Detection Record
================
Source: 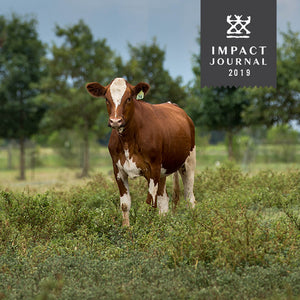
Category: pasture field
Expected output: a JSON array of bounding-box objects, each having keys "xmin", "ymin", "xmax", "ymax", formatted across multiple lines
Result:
[
  {"xmin": 0, "ymin": 164, "xmax": 300, "ymax": 299},
  {"xmin": 0, "ymin": 144, "xmax": 299, "ymax": 191}
]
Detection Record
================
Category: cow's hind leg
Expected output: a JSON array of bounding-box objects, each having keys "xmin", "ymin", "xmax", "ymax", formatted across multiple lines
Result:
[
  {"xmin": 179, "ymin": 146, "xmax": 196, "ymax": 208},
  {"xmin": 172, "ymin": 171, "xmax": 180, "ymax": 211},
  {"xmin": 157, "ymin": 176, "xmax": 169, "ymax": 215}
]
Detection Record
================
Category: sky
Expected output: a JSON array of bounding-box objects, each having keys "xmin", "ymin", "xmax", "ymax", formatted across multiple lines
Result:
[{"xmin": 1, "ymin": 0, "xmax": 300, "ymax": 85}]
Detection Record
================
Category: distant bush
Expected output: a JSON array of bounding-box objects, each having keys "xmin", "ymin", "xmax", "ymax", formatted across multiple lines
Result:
[
  {"xmin": 0, "ymin": 167, "xmax": 299, "ymax": 299},
  {"xmin": 264, "ymin": 125, "xmax": 300, "ymax": 162},
  {"xmin": 47, "ymin": 130, "xmax": 81, "ymax": 168},
  {"xmin": 267, "ymin": 124, "xmax": 299, "ymax": 144},
  {"xmin": 232, "ymin": 135, "xmax": 256, "ymax": 163}
]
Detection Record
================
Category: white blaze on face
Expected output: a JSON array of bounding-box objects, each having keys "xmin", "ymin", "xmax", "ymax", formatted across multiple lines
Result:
[{"xmin": 110, "ymin": 78, "xmax": 127, "ymax": 117}]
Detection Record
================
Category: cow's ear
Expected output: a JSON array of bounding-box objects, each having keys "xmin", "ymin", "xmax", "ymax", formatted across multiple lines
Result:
[
  {"xmin": 86, "ymin": 82, "xmax": 107, "ymax": 98},
  {"xmin": 134, "ymin": 82, "xmax": 150, "ymax": 100}
]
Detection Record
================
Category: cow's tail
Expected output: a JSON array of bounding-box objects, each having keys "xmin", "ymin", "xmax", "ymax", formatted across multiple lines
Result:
[{"xmin": 172, "ymin": 171, "xmax": 180, "ymax": 210}]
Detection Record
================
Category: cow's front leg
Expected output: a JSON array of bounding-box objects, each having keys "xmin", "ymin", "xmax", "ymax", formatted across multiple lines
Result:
[
  {"xmin": 145, "ymin": 167, "xmax": 160, "ymax": 208},
  {"xmin": 157, "ymin": 176, "xmax": 169, "ymax": 214},
  {"xmin": 114, "ymin": 165, "xmax": 131, "ymax": 226}
]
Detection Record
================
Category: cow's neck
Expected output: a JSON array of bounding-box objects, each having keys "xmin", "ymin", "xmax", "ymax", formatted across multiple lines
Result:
[
  {"xmin": 115, "ymin": 100, "xmax": 147, "ymax": 148},
  {"xmin": 116, "ymin": 112, "xmax": 139, "ymax": 145}
]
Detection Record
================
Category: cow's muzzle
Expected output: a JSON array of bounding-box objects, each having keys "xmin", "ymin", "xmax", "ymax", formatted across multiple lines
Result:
[{"xmin": 108, "ymin": 117, "xmax": 124, "ymax": 129}]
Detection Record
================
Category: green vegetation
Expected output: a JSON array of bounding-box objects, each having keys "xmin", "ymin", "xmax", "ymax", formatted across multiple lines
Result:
[
  {"xmin": 0, "ymin": 143, "xmax": 299, "ymax": 189},
  {"xmin": 1, "ymin": 15, "xmax": 300, "ymax": 179},
  {"xmin": 0, "ymin": 166, "xmax": 299, "ymax": 299},
  {"xmin": 0, "ymin": 13, "xmax": 299, "ymax": 299},
  {"xmin": 0, "ymin": 14, "xmax": 46, "ymax": 180}
]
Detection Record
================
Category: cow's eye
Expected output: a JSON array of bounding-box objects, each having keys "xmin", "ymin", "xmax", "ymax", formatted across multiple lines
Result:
[{"xmin": 126, "ymin": 98, "xmax": 131, "ymax": 103}]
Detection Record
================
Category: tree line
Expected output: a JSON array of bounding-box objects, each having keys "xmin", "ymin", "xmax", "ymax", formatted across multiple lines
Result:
[{"xmin": 0, "ymin": 14, "xmax": 299, "ymax": 179}]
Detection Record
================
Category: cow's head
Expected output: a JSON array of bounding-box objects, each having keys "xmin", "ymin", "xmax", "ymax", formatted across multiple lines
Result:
[{"xmin": 86, "ymin": 78, "xmax": 150, "ymax": 131}]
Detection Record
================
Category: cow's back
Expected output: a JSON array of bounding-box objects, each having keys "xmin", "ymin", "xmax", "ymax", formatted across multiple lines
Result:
[{"xmin": 134, "ymin": 101, "xmax": 195, "ymax": 174}]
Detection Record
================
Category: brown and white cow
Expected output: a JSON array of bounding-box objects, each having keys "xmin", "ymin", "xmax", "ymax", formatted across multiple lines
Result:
[{"xmin": 86, "ymin": 78, "xmax": 196, "ymax": 226}]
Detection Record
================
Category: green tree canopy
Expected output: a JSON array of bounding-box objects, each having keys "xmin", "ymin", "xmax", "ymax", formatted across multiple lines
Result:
[
  {"xmin": 244, "ymin": 27, "xmax": 300, "ymax": 126},
  {"xmin": 120, "ymin": 38, "xmax": 187, "ymax": 106},
  {"xmin": 188, "ymin": 86, "xmax": 249, "ymax": 159},
  {"xmin": 0, "ymin": 14, "xmax": 46, "ymax": 179},
  {"xmin": 186, "ymin": 29, "xmax": 200, "ymax": 119},
  {"xmin": 186, "ymin": 30, "xmax": 249, "ymax": 159},
  {"xmin": 40, "ymin": 20, "xmax": 116, "ymax": 177}
]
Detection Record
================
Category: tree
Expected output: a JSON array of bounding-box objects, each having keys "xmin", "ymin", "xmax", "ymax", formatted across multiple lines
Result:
[
  {"xmin": 121, "ymin": 38, "xmax": 187, "ymax": 106},
  {"xmin": 186, "ymin": 30, "xmax": 250, "ymax": 160},
  {"xmin": 186, "ymin": 29, "xmax": 201, "ymax": 123},
  {"xmin": 243, "ymin": 27, "xmax": 300, "ymax": 126},
  {"xmin": 0, "ymin": 14, "xmax": 46, "ymax": 180},
  {"xmin": 190, "ymin": 29, "xmax": 200, "ymax": 98},
  {"xmin": 41, "ymin": 20, "xmax": 115, "ymax": 177},
  {"xmin": 188, "ymin": 87, "xmax": 249, "ymax": 160}
]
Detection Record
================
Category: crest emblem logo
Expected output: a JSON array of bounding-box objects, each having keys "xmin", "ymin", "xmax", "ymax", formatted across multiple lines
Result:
[{"xmin": 227, "ymin": 15, "xmax": 251, "ymax": 38}]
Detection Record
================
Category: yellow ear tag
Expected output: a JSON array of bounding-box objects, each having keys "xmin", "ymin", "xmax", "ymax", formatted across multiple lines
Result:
[{"xmin": 136, "ymin": 90, "xmax": 144, "ymax": 100}]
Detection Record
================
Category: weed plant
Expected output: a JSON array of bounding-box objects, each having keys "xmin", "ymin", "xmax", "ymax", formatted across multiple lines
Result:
[{"xmin": 0, "ymin": 167, "xmax": 299, "ymax": 299}]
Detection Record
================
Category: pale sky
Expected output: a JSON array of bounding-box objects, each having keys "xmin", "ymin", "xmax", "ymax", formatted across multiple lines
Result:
[{"xmin": 1, "ymin": 0, "xmax": 299, "ymax": 84}]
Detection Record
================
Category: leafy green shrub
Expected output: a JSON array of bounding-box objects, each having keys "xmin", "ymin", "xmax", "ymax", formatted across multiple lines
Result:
[
  {"xmin": 0, "ymin": 253, "xmax": 299, "ymax": 299},
  {"xmin": 0, "ymin": 167, "xmax": 299, "ymax": 299}
]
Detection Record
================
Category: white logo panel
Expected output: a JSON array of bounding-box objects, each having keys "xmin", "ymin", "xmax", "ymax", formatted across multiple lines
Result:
[{"xmin": 227, "ymin": 15, "xmax": 251, "ymax": 39}]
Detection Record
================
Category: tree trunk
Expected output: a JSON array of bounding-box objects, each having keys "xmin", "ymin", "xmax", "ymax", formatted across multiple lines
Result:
[
  {"xmin": 19, "ymin": 137, "xmax": 26, "ymax": 180},
  {"xmin": 227, "ymin": 131, "xmax": 234, "ymax": 161},
  {"xmin": 80, "ymin": 124, "xmax": 90, "ymax": 178},
  {"xmin": 7, "ymin": 140, "xmax": 13, "ymax": 170},
  {"xmin": 19, "ymin": 91, "xmax": 26, "ymax": 180}
]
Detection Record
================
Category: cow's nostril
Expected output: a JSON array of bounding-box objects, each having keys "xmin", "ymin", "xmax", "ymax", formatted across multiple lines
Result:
[{"xmin": 109, "ymin": 118, "xmax": 123, "ymax": 128}]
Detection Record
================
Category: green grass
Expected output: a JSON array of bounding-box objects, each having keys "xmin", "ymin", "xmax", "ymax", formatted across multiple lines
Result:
[
  {"xmin": 0, "ymin": 144, "xmax": 299, "ymax": 192},
  {"xmin": 0, "ymin": 167, "xmax": 300, "ymax": 299},
  {"xmin": 0, "ymin": 146, "xmax": 112, "ymax": 170}
]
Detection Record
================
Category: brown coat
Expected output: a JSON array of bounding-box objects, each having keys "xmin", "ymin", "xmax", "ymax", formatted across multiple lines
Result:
[{"xmin": 86, "ymin": 78, "xmax": 196, "ymax": 226}]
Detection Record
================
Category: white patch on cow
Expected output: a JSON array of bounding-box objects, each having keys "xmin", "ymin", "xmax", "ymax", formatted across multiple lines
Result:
[
  {"xmin": 157, "ymin": 189, "xmax": 169, "ymax": 215},
  {"xmin": 124, "ymin": 149, "xmax": 130, "ymax": 159},
  {"xmin": 160, "ymin": 166, "xmax": 167, "ymax": 177},
  {"xmin": 120, "ymin": 192, "xmax": 131, "ymax": 226},
  {"xmin": 120, "ymin": 192, "xmax": 131, "ymax": 211},
  {"xmin": 180, "ymin": 146, "xmax": 196, "ymax": 208},
  {"xmin": 110, "ymin": 78, "xmax": 127, "ymax": 117},
  {"xmin": 116, "ymin": 150, "xmax": 141, "ymax": 179},
  {"xmin": 117, "ymin": 169, "xmax": 129, "ymax": 191},
  {"xmin": 149, "ymin": 178, "xmax": 158, "ymax": 206},
  {"xmin": 185, "ymin": 146, "xmax": 196, "ymax": 170}
]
